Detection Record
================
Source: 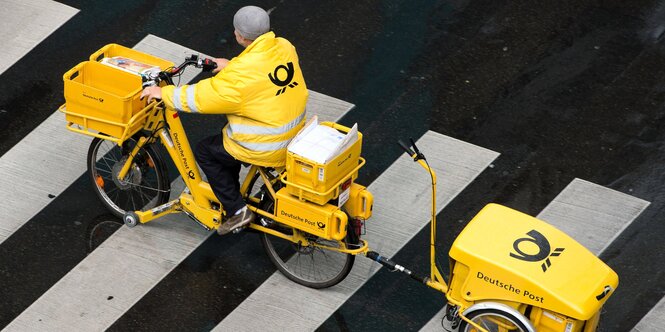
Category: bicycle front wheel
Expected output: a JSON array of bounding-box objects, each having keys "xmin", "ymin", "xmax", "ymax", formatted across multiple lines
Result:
[
  {"xmin": 459, "ymin": 308, "xmax": 531, "ymax": 332},
  {"xmin": 261, "ymin": 229, "xmax": 355, "ymax": 289},
  {"xmin": 87, "ymin": 136, "xmax": 170, "ymax": 218}
]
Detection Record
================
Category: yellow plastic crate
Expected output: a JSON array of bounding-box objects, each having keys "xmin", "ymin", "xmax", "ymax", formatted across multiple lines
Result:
[
  {"xmin": 63, "ymin": 61, "xmax": 146, "ymax": 139},
  {"xmin": 89, "ymin": 43, "xmax": 174, "ymax": 69},
  {"xmin": 61, "ymin": 44, "xmax": 175, "ymax": 142},
  {"xmin": 282, "ymin": 122, "xmax": 365, "ymax": 205}
]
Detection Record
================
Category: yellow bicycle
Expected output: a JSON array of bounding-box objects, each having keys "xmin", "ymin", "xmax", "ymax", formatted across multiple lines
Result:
[{"xmin": 61, "ymin": 44, "xmax": 373, "ymax": 288}]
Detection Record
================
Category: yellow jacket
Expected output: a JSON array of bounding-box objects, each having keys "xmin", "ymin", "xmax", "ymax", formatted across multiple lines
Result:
[{"xmin": 161, "ymin": 32, "xmax": 308, "ymax": 167}]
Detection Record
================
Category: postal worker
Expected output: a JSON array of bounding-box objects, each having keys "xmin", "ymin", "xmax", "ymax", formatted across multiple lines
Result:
[{"xmin": 140, "ymin": 5, "xmax": 308, "ymax": 234}]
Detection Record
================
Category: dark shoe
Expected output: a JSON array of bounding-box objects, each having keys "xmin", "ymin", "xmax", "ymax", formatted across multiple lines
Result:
[{"xmin": 217, "ymin": 206, "xmax": 255, "ymax": 235}]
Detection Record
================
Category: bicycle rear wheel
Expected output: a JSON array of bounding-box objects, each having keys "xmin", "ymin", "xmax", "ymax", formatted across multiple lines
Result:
[
  {"xmin": 87, "ymin": 135, "xmax": 170, "ymax": 218},
  {"xmin": 261, "ymin": 230, "xmax": 355, "ymax": 289},
  {"xmin": 247, "ymin": 170, "xmax": 355, "ymax": 288}
]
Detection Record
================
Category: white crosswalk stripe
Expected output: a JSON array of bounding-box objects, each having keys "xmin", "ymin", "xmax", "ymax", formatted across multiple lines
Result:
[
  {"xmin": 633, "ymin": 297, "xmax": 665, "ymax": 331},
  {"xmin": 0, "ymin": 0, "xmax": 78, "ymax": 75},
  {"xmin": 419, "ymin": 178, "xmax": 649, "ymax": 331},
  {"xmin": 0, "ymin": 111, "xmax": 89, "ymax": 243}
]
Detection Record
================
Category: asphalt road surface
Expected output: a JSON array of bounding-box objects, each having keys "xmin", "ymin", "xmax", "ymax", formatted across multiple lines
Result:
[{"xmin": 1, "ymin": 0, "xmax": 665, "ymax": 331}]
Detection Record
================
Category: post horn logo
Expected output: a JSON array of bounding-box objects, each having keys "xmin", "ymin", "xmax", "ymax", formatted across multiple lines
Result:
[
  {"xmin": 510, "ymin": 229, "xmax": 565, "ymax": 272},
  {"xmin": 268, "ymin": 62, "xmax": 299, "ymax": 96}
]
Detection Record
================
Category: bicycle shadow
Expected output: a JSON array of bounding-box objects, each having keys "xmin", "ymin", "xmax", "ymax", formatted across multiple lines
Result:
[{"xmin": 84, "ymin": 213, "xmax": 123, "ymax": 254}]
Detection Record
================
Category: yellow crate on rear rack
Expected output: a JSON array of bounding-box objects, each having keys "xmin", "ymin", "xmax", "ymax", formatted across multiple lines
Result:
[
  {"xmin": 282, "ymin": 122, "xmax": 365, "ymax": 205},
  {"xmin": 60, "ymin": 44, "xmax": 174, "ymax": 143}
]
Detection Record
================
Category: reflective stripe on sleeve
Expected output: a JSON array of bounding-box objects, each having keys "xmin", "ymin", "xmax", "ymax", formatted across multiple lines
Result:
[
  {"xmin": 173, "ymin": 87, "xmax": 185, "ymax": 112},
  {"xmin": 186, "ymin": 85, "xmax": 199, "ymax": 113},
  {"xmin": 226, "ymin": 112, "xmax": 305, "ymax": 136}
]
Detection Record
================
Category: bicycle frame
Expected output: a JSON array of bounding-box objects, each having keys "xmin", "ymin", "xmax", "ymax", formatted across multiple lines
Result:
[
  {"xmin": 115, "ymin": 104, "xmax": 218, "ymax": 227},
  {"xmin": 116, "ymin": 101, "xmax": 369, "ymax": 255}
]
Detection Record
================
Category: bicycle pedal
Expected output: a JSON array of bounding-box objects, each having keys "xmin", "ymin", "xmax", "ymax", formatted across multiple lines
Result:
[{"xmin": 259, "ymin": 217, "xmax": 275, "ymax": 228}]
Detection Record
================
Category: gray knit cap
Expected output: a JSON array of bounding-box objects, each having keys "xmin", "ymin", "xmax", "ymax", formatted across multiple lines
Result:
[{"xmin": 233, "ymin": 6, "xmax": 270, "ymax": 40}]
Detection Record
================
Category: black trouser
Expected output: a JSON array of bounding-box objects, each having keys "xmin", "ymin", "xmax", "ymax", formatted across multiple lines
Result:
[{"xmin": 194, "ymin": 134, "xmax": 245, "ymax": 216}]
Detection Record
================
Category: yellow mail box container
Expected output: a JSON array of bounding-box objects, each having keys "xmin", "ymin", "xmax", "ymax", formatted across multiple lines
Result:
[
  {"xmin": 275, "ymin": 188, "xmax": 348, "ymax": 240},
  {"xmin": 62, "ymin": 44, "xmax": 174, "ymax": 141},
  {"xmin": 284, "ymin": 122, "xmax": 364, "ymax": 205},
  {"xmin": 63, "ymin": 61, "xmax": 145, "ymax": 139},
  {"xmin": 89, "ymin": 43, "xmax": 174, "ymax": 69}
]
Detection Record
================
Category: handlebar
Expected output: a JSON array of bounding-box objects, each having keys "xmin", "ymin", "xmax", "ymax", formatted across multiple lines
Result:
[
  {"xmin": 398, "ymin": 138, "xmax": 425, "ymax": 161},
  {"xmin": 141, "ymin": 54, "xmax": 218, "ymax": 88}
]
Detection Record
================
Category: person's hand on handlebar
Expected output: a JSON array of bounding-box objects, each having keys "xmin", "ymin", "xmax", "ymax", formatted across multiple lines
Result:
[
  {"xmin": 140, "ymin": 86, "xmax": 162, "ymax": 103},
  {"xmin": 212, "ymin": 58, "xmax": 230, "ymax": 74}
]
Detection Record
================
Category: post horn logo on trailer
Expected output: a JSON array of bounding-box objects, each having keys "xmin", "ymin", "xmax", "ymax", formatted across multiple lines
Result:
[
  {"xmin": 268, "ymin": 62, "xmax": 299, "ymax": 96},
  {"xmin": 510, "ymin": 229, "xmax": 565, "ymax": 272}
]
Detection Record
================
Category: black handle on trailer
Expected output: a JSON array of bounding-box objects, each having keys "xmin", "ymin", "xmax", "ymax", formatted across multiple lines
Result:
[
  {"xmin": 366, "ymin": 251, "xmax": 429, "ymax": 285},
  {"xmin": 398, "ymin": 140, "xmax": 416, "ymax": 157},
  {"xmin": 398, "ymin": 138, "xmax": 426, "ymax": 161}
]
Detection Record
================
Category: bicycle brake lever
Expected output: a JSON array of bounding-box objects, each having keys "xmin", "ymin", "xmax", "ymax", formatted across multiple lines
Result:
[
  {"xmin": 199, "ymin": 58, "xmax": 218, "ymax": 72},
  {"xmin": 185, "ymin": 54, "xmax": 199, "ymax": 62}
]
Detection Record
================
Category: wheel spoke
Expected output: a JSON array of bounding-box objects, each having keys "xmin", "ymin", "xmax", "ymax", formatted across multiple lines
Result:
[
  {"xmin": 138, "ymin": 186, "xmax": 152, "ymax": 204},
  {"xmin": 129, "ymin": 189, "xmax": 137, "ymax": 210},
  {"xmin": 95, "ymin": 168, "xmax": 113, "ymax": 175},
  {"xmin": 263, "ymin": 231, "xmax": 353, "ymax": 288},
  {"xmin": 99, "ymin": 156, "xmax": 114, "ymax": 173},
  {"xmin": 464, "ymin": 310, "xmax": 527, "ymax": 332},
  {"xmin": 106, "ymin": 186, "xmax": 119, "ymax": 196}
]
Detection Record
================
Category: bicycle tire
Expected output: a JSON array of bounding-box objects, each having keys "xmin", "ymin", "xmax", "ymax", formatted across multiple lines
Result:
[
  {"xmin": 261, "ymin": 229, "xmax": 355, "ymax": 289},
  {"xmin": 459, "ymin": 308, "xmax": 530, "ymax": 332},
  {"xmin": 249, "ymin": 171, "xmax": 355, "ymax": 289},
  {"xmin": 87, "ymin": 135, "xmax": 170, "ymax": 218}
]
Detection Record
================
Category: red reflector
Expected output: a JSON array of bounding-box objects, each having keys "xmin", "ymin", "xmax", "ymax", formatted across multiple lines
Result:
[{"xmin": 172, "ymin": 112, "xmax": 179, "ymax": 118}]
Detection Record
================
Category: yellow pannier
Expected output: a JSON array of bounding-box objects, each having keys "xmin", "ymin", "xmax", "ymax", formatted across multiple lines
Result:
[{"xmin": 274, "ymin": 188, "xmax": 348, "ymax": 241}]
